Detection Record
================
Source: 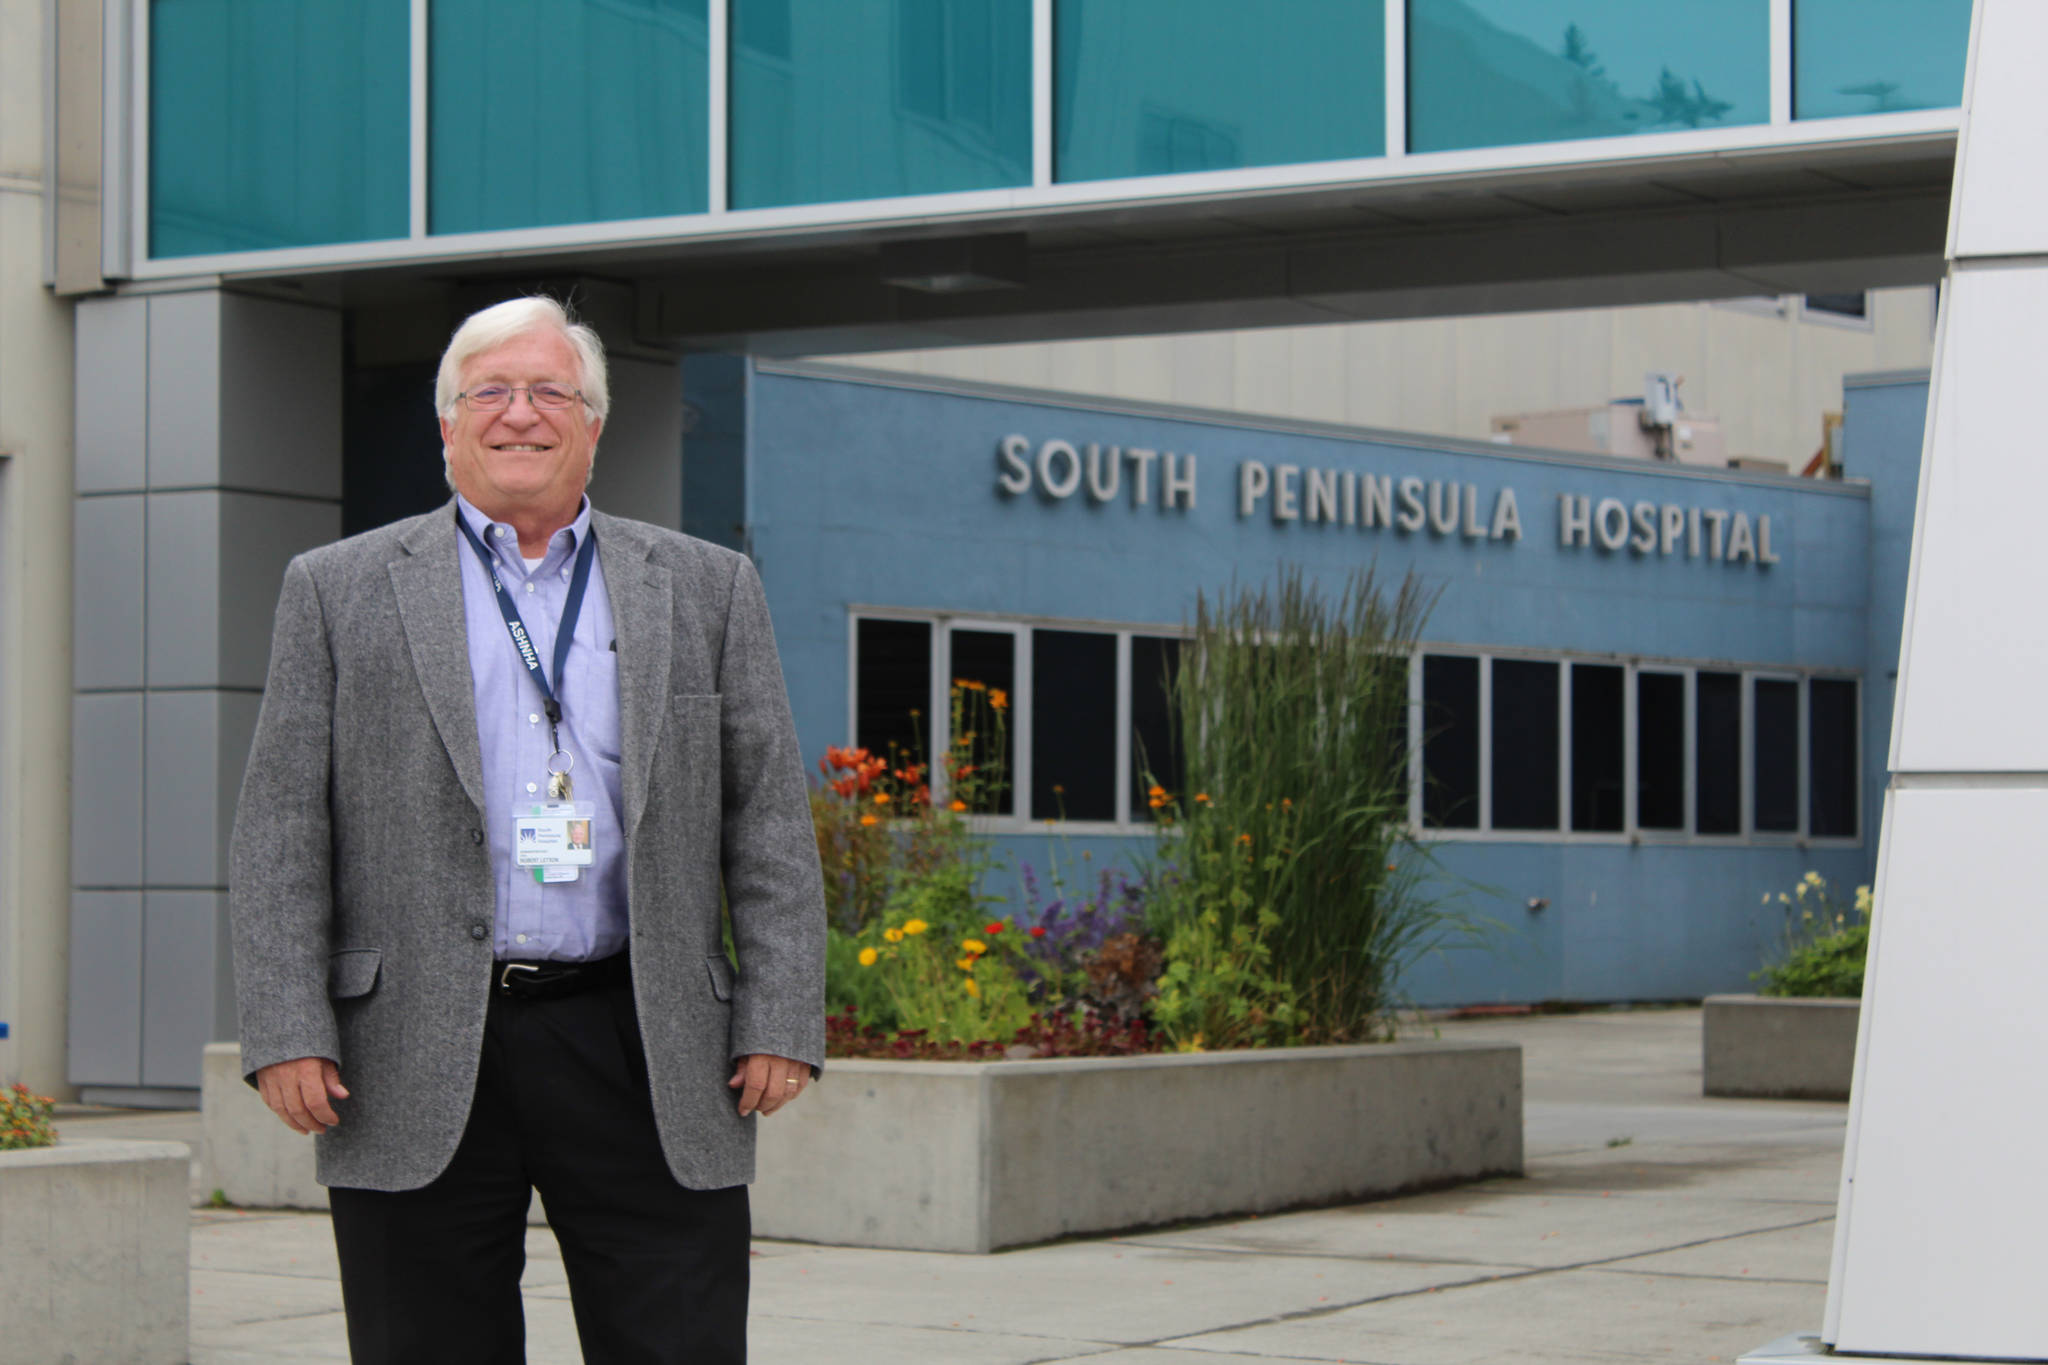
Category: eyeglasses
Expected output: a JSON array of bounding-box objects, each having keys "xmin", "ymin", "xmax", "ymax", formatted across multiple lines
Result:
[{"xmin": 457, "ymin": 383, "xmax": 584, "ymax": 412}]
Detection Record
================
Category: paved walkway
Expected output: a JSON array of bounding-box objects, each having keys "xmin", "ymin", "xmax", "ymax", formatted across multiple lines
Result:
[{"xmin": 60, "ymin": 1008, "xmax": 1845, "ymax": 1364}]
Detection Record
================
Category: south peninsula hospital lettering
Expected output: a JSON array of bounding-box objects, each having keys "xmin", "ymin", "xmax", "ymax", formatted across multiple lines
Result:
[{"xmin": 995, "ymin": 434, "xmax": 1782, "ymax": 567}]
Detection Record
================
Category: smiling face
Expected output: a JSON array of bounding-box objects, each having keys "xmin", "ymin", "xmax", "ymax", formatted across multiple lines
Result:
[{"xmin": 439, "ymin": 327, "xmax": 603, "ymax": 528}]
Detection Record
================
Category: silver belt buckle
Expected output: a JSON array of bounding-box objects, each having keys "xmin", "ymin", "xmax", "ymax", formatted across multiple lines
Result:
[{"xmin": 499, "ymin": 962, "xmax": 541, "ymax": 991}]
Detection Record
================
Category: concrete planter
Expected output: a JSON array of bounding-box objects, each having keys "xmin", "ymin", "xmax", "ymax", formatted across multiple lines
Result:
[
  {"xmin": 0, "ymin": 1138, "xmax": 190, "ymax": 1364},
  {"xmin": 1703, "ymin": 994, "xmax": 1860, "ymax": 1100},
  {"xmin": 753, "ymin": 1039, "xmax": 1523, "ymax": 1253}
]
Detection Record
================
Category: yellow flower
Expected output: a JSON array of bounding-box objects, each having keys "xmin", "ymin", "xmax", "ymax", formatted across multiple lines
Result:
[
  {"xmin": 859, "ymin": 814, "xmax": 878, "ymax": 827},
  {"xmin": 963, "ymin": 978, "xmax": 980, "ymax": 998},
  {"xmin": 1803, "ymin": 870, "xmax": 1824, "ymax": 887},
  {"xmin": 857, "ymin": 947, "xmax": 879, "ymax": 967},
  {"xmin": 961, "ymin": 939, "xmax": 986, "ymax": 956},
  {"xmin": 956, "ymin": 957, "xmax": 977, "ymax": 972},
  {"xmin": 902, "ymin": 919, "xmax": 929, "ymax": 936},
  {"xmin": 883, "ymin": 927, "xmax": 904, "ymax": 943}
]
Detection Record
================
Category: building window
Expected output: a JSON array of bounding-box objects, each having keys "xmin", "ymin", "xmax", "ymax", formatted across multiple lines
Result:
[
  {"xmin": 1491, "ymin": 660, "xmax": 1560, "ymax": 831},
  {"xmin": 1031, "ymin": 630, "xmax": 1117, "ymax": 821},
  {"xmin": 1415, "ymin": 651, "xmax": 1858, "ymax": 843},
  {"xmin": 1636, "ymin": 670, "xmax": 1686, "ymax": 830},
  {"xmin": 1421, "ymin": 654, "xmax": 1480, "ymax": 830},
  {"xmin": 851, "ymin": 612, "xmax": 1185, "ymax": 829},
  {"xmin": 1571, "ymin": 663, "xmax": 1625, "ymax": 833},
  {"xmin": 1804, "ymin": 292, "xmax": 1869, "ymax": 320}
]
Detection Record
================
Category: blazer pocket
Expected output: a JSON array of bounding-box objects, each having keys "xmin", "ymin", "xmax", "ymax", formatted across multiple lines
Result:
[
  {"xmin": 328, "ymin": 948, "xmax": 382, "ymax": 1001},
  {"xmin": 705, "ymin": 953, "xmax": 735, "ymax": 1002}
]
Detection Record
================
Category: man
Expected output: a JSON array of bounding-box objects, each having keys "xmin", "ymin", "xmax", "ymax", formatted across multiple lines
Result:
[{"xmin": 228, "ymin": 295, "xmax": 825, "ymax": 1364}]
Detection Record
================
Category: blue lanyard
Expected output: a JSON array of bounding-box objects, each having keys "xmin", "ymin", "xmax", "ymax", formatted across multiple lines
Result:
[{"xmin": 454, "ymin": 509, "xmax": 597, "ymax": 733}]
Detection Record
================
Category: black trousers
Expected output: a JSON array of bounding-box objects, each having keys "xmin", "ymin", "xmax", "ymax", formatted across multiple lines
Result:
[{"xmin": 328, "ymin": 979, "xmax": 749, "ymax": 1364}]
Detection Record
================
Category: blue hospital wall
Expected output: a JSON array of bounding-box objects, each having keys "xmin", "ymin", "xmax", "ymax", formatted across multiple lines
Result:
[
  {"xmin": 1839, "ymin": 371, "xmax": 1931, "ymax": 887},
  {"xmin": 732, "ymin": 363, "xmax": 1876, "ymax": 1005}
]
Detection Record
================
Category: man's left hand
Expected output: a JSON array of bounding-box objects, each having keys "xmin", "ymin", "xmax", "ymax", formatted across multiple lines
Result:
[{"xmin": 729, "ymin": 1053, "xmax": 811, "ymax": 1117}]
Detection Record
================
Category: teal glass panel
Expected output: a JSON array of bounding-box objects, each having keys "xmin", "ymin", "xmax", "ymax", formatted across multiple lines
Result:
[
  {"xmin": 432, "ymin": 0, "xmax": 709, "ymax": 234},
  {"xmin": 730, "ymin": 0, "xmax": 1031, "ymax": 210},
  {"xmin": 1055, "ymin": 0, "xmax": 1384, "ymax": 182},
  {"xmin": 1409, "ymin": 0, "xmax": 1769, "ymax": 153},
  {"xmin": 149, "ymin": 0, "xmax": 408, "ymax": 257},
  {"xmin": 1794, "ymin": 0, "xmax": 1970, "ymax": 119}
]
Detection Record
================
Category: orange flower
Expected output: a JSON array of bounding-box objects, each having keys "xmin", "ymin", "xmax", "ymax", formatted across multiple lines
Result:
[
  {"xmin": 873, "ymin": 791, "xmax": 891, "ymax": 805},
  {"xmin": 988, "ymin": 688, "xmax": 1008, "ymax": 710},
  {"xmin": 1194, "ymin": 792, "xmax": 1211, "ymax": 804},
  {"xmin": 1237, "ymin": 832, "xmax": 1252, "ymax": 845},
  {"xmin": 949, "ymin": 799, "xmax": 968, "ymax": 813},
  {"xmin": 859, "ymin": 814, "xmax": 878, "ymax": 827}
]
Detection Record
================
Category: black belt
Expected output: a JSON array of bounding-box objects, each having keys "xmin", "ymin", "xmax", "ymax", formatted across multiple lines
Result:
[{"xmin": 492, "ymin": 952, "xmax": 629, "ymax": 1002}]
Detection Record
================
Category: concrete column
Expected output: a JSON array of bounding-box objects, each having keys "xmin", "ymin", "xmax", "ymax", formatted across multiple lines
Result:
[{"xmin": 70, "ymin": 288, "xmax": 342, "ymax": 1105}]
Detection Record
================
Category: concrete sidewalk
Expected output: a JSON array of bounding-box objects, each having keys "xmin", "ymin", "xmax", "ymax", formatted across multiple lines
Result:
[{"xmin": 60, "ymin": 1007, "xmax": 1845, "ymax": 1364}]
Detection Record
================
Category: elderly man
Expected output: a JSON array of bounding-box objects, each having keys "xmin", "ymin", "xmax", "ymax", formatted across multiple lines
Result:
[{"xmin": 229, "ymin": 295, "xmax": 825, "ymax": 1363}]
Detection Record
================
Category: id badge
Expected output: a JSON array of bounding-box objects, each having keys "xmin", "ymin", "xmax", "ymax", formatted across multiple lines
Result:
[{"xmin": 513, "ymin": 801, "xmax": 597, "ymax": 883}]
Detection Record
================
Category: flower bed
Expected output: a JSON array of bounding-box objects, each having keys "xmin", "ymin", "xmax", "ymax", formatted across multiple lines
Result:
[{"xmin": 755, "ymin": 1039, "xmax": 1522, "ymax": 1252}]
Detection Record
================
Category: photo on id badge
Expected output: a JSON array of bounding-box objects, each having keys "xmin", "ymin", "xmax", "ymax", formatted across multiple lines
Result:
[{"xmin": 515, "ymin": 802, "xmax": 597, "ymax": 883}]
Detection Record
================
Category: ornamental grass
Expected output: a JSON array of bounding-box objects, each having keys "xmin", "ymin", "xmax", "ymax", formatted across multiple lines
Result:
[{"xmin": 1145, "ymin": 565, "xmax": 1474, "ymax": 1045}]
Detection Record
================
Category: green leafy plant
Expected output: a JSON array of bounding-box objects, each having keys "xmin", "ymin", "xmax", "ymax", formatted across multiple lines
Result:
[
  {"xmin": 1, "ymin": 1082, "xmax": 58, "ymax": 1150},
  {"xmin": 1145, "ymin": 566, "xmax": 1478, "ymax": 1044},
  {"xmin": 1753, "ymin": 872, "xmax": 1871, "ymax": 999},
  {"xmin": 850, "ymin": 903, "xmax": 1035, "ymax": 1043}
]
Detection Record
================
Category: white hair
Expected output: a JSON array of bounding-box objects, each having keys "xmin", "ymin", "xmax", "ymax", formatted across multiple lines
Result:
[{"xmin": 434, "ymin": 296, "xmax": 610, "ymax": 422}]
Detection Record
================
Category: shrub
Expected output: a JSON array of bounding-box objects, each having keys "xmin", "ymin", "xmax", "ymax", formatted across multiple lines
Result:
[
  {"xmin": 1754, "ymin": 873, "xmax": 1870, "ymax": 998},
  {"xmin": 1, "ymin": 1083, "xmax": 57, "ymax": 1150},
  {"xmin": 1145, "ymin": 566, "xmax": 1471, "ymax": 1043}
]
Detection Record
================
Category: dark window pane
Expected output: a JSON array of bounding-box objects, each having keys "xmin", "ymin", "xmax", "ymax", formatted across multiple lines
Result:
[
  {"xmin": 1636, "ymin": 671, "xmax": 1685, "ymax": 830},
  {"xmin": 1806, "ymin": 292, "xmax": 1868, "ymax": 318},
  {"xmin": 1754, "ymin": 679, "xmax": 1800, "ymax": 833},
  {"xmin": 855, "ymin": 619, "xmax": 930, "ymax": 767},
  {"xmin": 1031, "ymin": 631, "xmax": 1117, "ymax": 821},
  {"xmin": 948, "ymin": 629, "xmax": 1015, "ymax": 815},
  {"xmin": 1809, "ymin": 678, "xmax": 1859, "ymax": 839},
  {"xmin": 1409, "ymin": 0, "xmax": 1769, "ymax": 154},
  {"xmin": 1571, "ymin": 664, "xmax": 1624, "ymax": 832},
  {"xmin": 1422, "ymin": 655, "xmax": 1479, "ymax": 829},
  {"xmin": 1697, "ymin": 671, "xmax": 1741, "ymax": 834},
  {"xmin": 1492, "ymin": 660, "xmax": 1560, "ymax": 830},
  {"xmin": 1130, "ymin": 635, "xmax": 1183, "ymax": 822},
  {"xmin": 1794, "ymin": 0, "xmax": 1971, "ymax": 119}
]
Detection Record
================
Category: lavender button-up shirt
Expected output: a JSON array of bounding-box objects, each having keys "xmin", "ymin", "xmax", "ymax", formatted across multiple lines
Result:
[{"xmin": 456, "ymin": 495, "xmax": 628, "ymax": 962}]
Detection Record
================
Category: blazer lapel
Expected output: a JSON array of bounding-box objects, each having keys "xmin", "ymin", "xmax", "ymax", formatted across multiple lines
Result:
[
  {"xmin": 388, "ymin": 505, "xmax": 486, "ymax": 812},
  {"xmin": 594, "ymin": 512, "xmax": 673, "ymax": 838}
]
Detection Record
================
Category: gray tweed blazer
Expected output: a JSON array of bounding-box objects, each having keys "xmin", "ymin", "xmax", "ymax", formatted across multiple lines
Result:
[{"xmin": 227, "ymin": 504, "xmax": 826, "ymax": 1192}]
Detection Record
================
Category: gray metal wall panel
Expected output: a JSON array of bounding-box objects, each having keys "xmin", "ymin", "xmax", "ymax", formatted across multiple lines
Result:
[
  {"xmin": 74, "ymin": 297, "xmax": 148, "ymax": 493},
  {"xmin": 145, "ymin": 291, "xmax": 223, "ymax": 489},
  {"xmin": 67, "ymin": 892, "xmax": 143, "ymax": 1085},
  {"xmin": 73, "ymin": 494, "xmax": 146, "ymax": 689},
  {"xmin": 144, "ymin": 690, "xmax": 225, "ymax": 887},
  {"xmin": 219, "ymin": 295, "xmax": 344, "ymax": 499},
  {"xmin": 142, "ymin": 891, "xmax": 222, "ymax": 1087},
  {"xmin": 143, "ymin": 491, "xmax": 220, "ymax": 687},
  {"xmin": 71, "ymin": 692, "xmax": 144, "ymax": 886},
  {"xmin": 217, "ymin": 493, "xmax": 341, "ymax": 689}
]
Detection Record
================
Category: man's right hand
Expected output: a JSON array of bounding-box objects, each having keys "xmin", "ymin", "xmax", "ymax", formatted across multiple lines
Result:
[{"xmin": 255, "ymin": 1057, "xmax": 350, "ymax": 1135}]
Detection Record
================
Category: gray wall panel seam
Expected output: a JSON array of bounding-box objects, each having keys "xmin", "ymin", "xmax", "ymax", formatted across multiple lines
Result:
[{"xmin": 139, "ymin": 485, "xmax": 343, "ymax": 504}]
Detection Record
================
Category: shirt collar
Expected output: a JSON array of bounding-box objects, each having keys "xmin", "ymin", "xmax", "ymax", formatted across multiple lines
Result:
[{"xmin": 454, "ymin": 494, "xmax": 592, "ymax": 575}]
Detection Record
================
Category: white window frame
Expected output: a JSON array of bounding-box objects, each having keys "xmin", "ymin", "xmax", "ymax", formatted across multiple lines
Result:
[
  {"xmin": 848, "ymin": 607, "xmax": 1187, "ymax": 836},
  {"xmin": 1414, "ymin": 644, "xmax": 1862, "ymax": 849}
]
